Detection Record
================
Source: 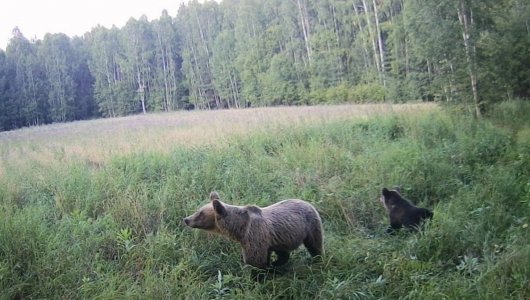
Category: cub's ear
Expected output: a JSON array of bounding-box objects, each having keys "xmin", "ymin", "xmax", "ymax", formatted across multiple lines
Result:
[
  {"xmin": 210, "ymin": 192, "xmax": 220, "ymax": 201},
  {"xmin": 382, "ymin": 188, "xmax": 391, "ymax": 198},
  {"xmin": 212, "ymin": 199, "xmax": 226, "ymax": 216},
  {"xmin": 393, "ymin": 186, "xmax": 402, "ymax": 194}
]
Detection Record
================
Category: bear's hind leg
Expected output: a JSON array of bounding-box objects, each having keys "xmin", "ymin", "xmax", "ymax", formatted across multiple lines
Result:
[
  {"xmin": 272, "ymin": 251, "xmax": 290, "ymax": 267},
  {"xmin": 303, "ymin": 231, "xmax": 323, "ymax": 257}
]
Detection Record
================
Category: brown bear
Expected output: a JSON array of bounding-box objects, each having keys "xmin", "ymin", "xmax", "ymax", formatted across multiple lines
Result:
[
  {"xmin": 183, "ymin": 192, "xmax": 324, "ymax": 270},
  {"xmin": 380, "ymin": 187, "xmax": 433, "ymax": 233}
]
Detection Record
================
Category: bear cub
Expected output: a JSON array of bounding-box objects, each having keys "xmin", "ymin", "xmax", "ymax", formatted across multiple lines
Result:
[
  {"xmin": 380, "ymin": 187, "xmax": 433, "ymax": 233},
  {"xmin": 183, "ymin": 192, "xmax": 324, "ymax": 270}
]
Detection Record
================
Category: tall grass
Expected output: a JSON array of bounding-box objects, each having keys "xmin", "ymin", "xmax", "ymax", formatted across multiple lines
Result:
[
  {"xmin": 0, "ymin": 103, "xmax": 435, "ymax": 178},
  {"xmin": 0, "ymin": 102, "xmax": 528, "ymax": 299}
]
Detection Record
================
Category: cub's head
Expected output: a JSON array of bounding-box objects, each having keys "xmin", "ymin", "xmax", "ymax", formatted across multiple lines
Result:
[{"xmin": 380, "ymin": 187, "xmax": 404, "ymax": 211}]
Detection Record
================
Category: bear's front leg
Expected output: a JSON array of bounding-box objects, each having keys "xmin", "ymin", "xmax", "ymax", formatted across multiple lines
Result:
[
  {"xmin": 242, "ymin": 247, "xmax": 269, "ymax": 269},
  {"xmin": 242, "ymin": 247, "xmax": 270, "ymax": 282}
]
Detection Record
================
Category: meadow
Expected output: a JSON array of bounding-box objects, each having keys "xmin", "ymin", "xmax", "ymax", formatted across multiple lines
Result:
[{"xmin": 0, "ymin": 102, "xmax": 528, "ymax": 299}]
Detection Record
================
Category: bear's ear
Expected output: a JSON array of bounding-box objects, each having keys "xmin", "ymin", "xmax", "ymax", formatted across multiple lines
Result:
[
  {"xmin": 212, "ymin": 199, "xmax": 226, "ymax": 217},
  {"xmin": 382, "ymin": 188, "xmax": 391, "ymax": 198},
  {"xmin": 210, "ymin": 192, "xmax": 220, "ymax": 201},
  {"xmin": 246, "ymin": 205, "xmax": 262, "ymax": 215},
  {"xmin": 393, "ymin": 186, "xmax": 402, "ymax": 194}
]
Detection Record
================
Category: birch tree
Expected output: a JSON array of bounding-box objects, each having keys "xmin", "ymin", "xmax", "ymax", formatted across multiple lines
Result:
[{"xmin": 40, "ymin": 33, "xmax": 76, "ymax": 122}]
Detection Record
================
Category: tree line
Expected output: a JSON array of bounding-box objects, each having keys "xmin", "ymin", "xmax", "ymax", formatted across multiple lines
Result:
[{"xmin": 0, "ymin": 0, "xmax": 528, "ymax": 131}]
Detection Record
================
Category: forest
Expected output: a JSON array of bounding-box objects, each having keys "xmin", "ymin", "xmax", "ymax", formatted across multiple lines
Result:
[{"xmin": 0, "ymin": 0, "xmax": 528, "ymax": 132}]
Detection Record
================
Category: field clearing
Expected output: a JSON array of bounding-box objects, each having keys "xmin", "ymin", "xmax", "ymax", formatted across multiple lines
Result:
[
  {"xmin": 0, "ymin": 103, "xmax": 436, "ymax": 174},
  {"xmin": 0, "ymin": 101, "xmax": 528, "ymax": 299}
]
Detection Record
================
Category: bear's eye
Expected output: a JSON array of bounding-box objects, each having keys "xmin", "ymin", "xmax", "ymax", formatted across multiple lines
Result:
[{"xmin": 198, "ymin": 212, "xmax": 204, "ymax": 217}]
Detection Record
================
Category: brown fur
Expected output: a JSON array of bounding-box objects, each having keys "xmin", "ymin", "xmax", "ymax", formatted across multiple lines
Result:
[
  {"xmin": 380, "ymin": 187, "xmax": 433, "ymax": 233},
  {"xmin": 183, "ymin": 192, "xmax": 324, "ymax": 269}
]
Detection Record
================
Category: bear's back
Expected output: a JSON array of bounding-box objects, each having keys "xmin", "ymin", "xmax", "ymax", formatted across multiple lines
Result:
[
  {"xmin": 259, "ymin": 200, "xmax": 320, "ymax": 246},
  {"xmin": 262, "ymin": 199, "xmax": 319, "ymax": 221}
]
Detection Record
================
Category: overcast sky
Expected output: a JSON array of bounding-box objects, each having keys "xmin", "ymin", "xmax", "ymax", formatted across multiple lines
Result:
[{"xmin": 0, "ymin": 0, "xmax": 191, "ymax": 50}]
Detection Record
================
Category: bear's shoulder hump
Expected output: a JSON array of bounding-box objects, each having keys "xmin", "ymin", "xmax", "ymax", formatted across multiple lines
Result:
[{"xmin": 245, "ymin": 205, "xmax": 262, "ymax": 215}]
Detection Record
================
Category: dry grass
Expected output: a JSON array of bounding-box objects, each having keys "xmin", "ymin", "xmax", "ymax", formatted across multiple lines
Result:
[{"xmin": 0, "ymin": 103, "xmax": 437, "ymax": 175}]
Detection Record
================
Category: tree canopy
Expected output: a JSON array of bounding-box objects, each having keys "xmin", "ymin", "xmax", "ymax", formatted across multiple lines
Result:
[{"xmin": 0, "ymin": 0, "xmax": 528, "ymax": 131}]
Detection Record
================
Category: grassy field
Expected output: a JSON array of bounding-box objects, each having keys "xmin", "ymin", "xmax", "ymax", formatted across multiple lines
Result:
[
  {"xmin": 0, "ymin": 103, "xmax": 434, "ymax": 177},
  {"xmin": 0, "ymin": 102, "xmax": 528, "ymax": 299}
]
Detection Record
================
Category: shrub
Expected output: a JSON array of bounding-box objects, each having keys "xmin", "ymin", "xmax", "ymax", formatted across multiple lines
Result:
[{"xmin": 349, "ymin": 83, "xmax": 386, "ymax": 103}]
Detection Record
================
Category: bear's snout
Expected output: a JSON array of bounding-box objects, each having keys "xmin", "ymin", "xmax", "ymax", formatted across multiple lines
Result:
[{"xmin": 183, "ymin": 217, "xmax": 190, "ymax": 226}]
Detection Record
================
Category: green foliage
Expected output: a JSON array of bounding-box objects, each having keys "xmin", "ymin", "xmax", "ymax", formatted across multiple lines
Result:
[
  {"xmin": 349, "ymin": 82, "xmax": 386, "ymax": 103},
  {"xmin": 308, "ymin": 82, "xmax": 387, "ymax": 104},
  {"xmin": 486, "ymin": 100, "xmax": 530, "ymax": 131},
  {"xmin": 0, "ymin": 104, "xmax": 529, "ymax": 298},
  {"xmin": 40, "ymin": 33, "xmax": 77, "ymax": 122},
  {"xmin": 2, "ymin": 0, "xmax": 528, "ymax": 131}
]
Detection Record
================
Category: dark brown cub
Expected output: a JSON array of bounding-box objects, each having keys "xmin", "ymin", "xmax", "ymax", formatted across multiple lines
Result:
[{"xmin": 380, "ymin": 187, "xmax": 433, "ymax": 233}]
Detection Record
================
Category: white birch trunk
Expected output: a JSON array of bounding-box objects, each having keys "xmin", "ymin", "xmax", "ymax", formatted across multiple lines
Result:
[{"xmin": 457, "ymin": 0, "xmax": 481, "ymax": 118}]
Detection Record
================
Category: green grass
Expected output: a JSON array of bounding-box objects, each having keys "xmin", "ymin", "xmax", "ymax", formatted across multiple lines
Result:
[{"xmin": 0, "ymin": 102, "xmax": 529, "ymax": 299}]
